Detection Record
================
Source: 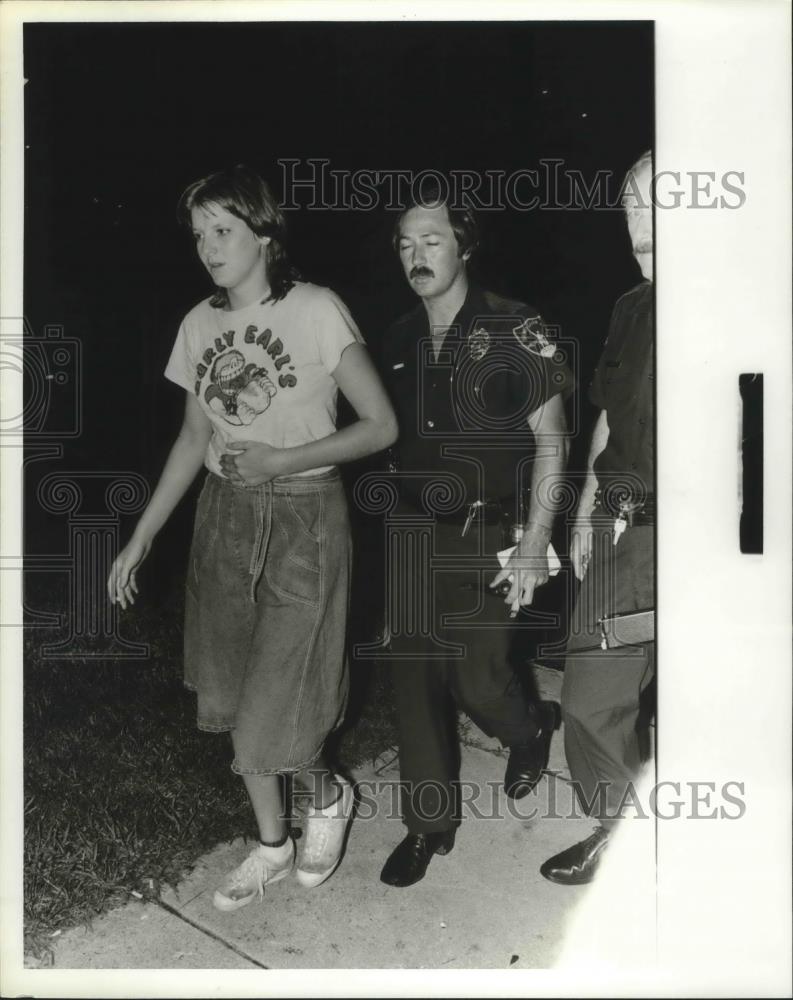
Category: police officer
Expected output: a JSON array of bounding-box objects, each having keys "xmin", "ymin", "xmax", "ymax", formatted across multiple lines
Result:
[
  {"xmin": 540, "ymin": 151, "xmax": 656, "ymax": 885},
  {"xmin": 379, "ymin": 182, "xmax": 574, "ymax": 887}
]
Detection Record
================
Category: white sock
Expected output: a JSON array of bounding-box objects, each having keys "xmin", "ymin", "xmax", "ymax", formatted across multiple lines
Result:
[{"xmin": 257, "ymin": 838, "xmax": 293, "ymax": 863}]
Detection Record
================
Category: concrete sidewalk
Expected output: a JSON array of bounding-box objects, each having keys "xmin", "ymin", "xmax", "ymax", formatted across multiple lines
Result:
[{"xmin": 37, "ymin": 666, "xmax": 597, "ymax": 970}]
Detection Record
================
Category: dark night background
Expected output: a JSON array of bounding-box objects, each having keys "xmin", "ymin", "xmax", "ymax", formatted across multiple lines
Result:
[{"xmin": 23, "ymin": 20, "xmax": 653, "ymax": 633}]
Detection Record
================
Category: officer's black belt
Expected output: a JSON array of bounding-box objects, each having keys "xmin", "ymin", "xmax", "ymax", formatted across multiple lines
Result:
[
  {"xmin": 596, "ymin": 491, "xmax": 656, "ymax": 526},
  {"xmin": 404, "ymin": 498, "xmax": 511, "ymax": 526}
]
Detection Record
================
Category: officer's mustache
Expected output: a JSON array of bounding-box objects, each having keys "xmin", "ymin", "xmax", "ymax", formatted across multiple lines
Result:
[{"xmin": 410, "ymin": 266, "xmax": 434, "ymax": 280}]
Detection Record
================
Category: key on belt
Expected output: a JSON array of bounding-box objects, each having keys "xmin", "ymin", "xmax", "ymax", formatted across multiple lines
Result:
[
  {"xmin": 461, "ymin": 501, "xmax": 484, "ymax": 537},
  {"xmin": 613, "ymin": 499, "xmax": 643, "ymax": 545}
]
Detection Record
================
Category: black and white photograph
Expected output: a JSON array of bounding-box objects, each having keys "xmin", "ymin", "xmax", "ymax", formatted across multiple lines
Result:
[{"xmin": 1, "ymin": 1, "xmax": 790, "ymax": 995}]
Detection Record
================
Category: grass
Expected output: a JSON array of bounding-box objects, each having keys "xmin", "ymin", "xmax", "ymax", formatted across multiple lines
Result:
[{"xmin": 22, "ymin": 576, "xmax": 397, "ymax": 963}]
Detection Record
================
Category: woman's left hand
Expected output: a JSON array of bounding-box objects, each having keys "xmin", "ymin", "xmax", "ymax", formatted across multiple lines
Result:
[{"xmin": 220, "ymin": 441, "xmax": 286, "ymax": 486}]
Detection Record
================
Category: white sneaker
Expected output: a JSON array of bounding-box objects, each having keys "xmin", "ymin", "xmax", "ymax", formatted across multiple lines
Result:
[
  {"xmin": 213, "ymin": 838, "xmax": 294, "ymax": 912},
  {"xmin": 295, "ymin": 776, "xmax": 354, "ymax": 888}
]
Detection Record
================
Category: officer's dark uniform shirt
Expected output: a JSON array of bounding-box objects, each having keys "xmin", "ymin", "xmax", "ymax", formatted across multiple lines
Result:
[
  {"xmin": 589, "ymin": 280, "xmax": 654, "ymax": 498},
  {"xmin": 382, "ymin": 285, "xmax": 574, "ymax": 509}
]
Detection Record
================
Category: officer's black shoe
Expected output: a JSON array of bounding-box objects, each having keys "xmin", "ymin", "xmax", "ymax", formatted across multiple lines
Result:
[
  {"xmin": 504, "ymin": 701, "xmax": 561, "ymax": 800},
  {"xmin": 379, "ymin": 830, "xmax": 456, "ymax": 888},
  {"xmin": 539, "ymin": 827, "xmax": 609, "ymax": 886}
]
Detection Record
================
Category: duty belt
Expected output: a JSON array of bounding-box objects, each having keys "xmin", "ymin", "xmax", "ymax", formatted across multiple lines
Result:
[{"xmin": 426, "ymin": 498, "xmax": 512, "ymax": 533}]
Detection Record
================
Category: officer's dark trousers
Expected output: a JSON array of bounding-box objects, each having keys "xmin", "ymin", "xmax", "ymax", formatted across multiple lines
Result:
[
  {"xmin": 388, "ymin": 516, "xmax": 544, "ymax": 834},
  {"xmin": 562, "ymin": 522, "xmax": 655, "ymax": 831}
]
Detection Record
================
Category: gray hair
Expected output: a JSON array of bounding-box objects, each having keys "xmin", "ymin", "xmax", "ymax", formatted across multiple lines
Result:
[{"xmin": 622, "ymin": 150, "xmax": 653, "ymax": 209}]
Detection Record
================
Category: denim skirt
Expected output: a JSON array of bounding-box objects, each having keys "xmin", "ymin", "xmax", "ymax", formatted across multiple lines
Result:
[{"xmin": 183, "ymin": 468, "xmax": 352, "ymax": 774}]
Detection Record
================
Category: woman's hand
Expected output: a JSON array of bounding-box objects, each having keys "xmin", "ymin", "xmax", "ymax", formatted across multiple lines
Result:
[
  {"xmin": 107, "ymin": 536, "xmax": 151, "ymax": 609},
  {"xmin": 219, "ymin": 441, "xmax": 286, "ymax": 486}
]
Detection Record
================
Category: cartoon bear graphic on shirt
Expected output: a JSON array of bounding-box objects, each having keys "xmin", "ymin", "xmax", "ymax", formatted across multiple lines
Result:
[{"xmin": 204, "ymin": 348, "xmax": 277, "ymax": 426}]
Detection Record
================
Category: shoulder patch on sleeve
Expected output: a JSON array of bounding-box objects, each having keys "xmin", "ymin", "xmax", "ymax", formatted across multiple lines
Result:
[{"xmin": 512, "ymin": 315, "xmax": 556, "ymax": 358}]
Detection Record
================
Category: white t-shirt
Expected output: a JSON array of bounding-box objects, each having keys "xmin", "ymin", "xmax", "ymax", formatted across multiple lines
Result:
[{"xmin": 165, "ymin": 282, "xmax": 364, "ymax": 476}]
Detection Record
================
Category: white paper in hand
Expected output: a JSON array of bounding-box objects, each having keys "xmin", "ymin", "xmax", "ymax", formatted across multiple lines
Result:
[{"xmin": 496, "ymin": 542, "xmax": 562, "ymax": 578}]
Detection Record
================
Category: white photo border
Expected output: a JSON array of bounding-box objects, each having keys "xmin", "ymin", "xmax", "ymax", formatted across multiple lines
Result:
[{"xmin": 1, "ymin": 1, "xmax": 790, "ymax": 997}]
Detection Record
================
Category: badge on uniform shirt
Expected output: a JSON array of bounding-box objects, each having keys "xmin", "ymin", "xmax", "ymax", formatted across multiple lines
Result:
[
  {"xmin": 467, "ymin": 326, "xmax": 491, "ymax": 361},
  {"xmin": 513, "ymin": 316, "xmax": 556, "ymax": 358}
]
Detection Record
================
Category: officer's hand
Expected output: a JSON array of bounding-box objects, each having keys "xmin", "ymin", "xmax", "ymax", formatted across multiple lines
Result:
[
  {"xmin": 490, "ymin": 528, "xmax": 551, "ymax": 616},
  {"xmin": 570, "ymin": 515, "xmax": 594, "ymax": 582}
]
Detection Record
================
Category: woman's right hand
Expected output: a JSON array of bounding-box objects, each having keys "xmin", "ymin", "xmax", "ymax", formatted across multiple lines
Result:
[{"xmin": 107, "ymin": 536, "xmax": 151, "ymax": 609}]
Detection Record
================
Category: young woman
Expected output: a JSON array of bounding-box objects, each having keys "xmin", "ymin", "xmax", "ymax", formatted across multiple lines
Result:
[{"xmin": 108, "ymin": 165, "xmax": 397, "ymax": 910}]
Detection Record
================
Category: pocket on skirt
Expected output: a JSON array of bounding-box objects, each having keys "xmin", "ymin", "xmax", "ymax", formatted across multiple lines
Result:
[{"xmin": 265, "ymin": 492, "xmax": 322, "ymax": 606}]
